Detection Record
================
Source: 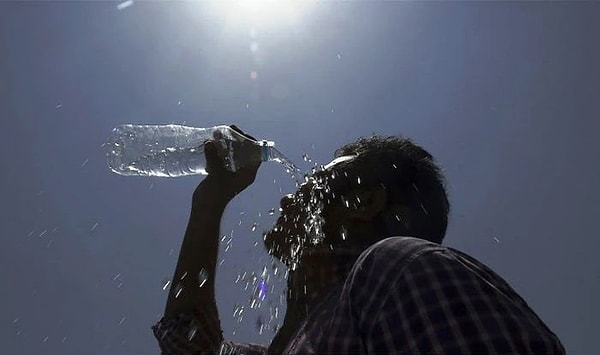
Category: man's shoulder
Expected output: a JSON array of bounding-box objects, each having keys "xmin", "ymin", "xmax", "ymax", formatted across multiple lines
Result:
[
  {"xmin": 358, "ymin": 236, "xmax": 445, "ymax": 268},
  {"xmin": 345, "ymin": 237, "xmax": 446, "ymax": 288}
]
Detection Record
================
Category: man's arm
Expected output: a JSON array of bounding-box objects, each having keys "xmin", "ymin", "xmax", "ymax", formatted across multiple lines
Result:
[
  {"xmin": 154, "ymin": 137, "xmax": 264, "ymax": 354},
  {"xmin": 164, "ymin": 177, "xmax": 233, "ymax": 319}
]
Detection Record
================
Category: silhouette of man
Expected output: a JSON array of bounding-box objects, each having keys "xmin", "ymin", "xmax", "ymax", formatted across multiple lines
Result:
[{"xmin": 153, "ymin": 127, "xmax": 564, "ymax": 354}]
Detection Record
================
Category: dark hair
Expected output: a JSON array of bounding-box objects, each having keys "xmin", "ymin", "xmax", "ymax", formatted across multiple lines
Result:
[{"xmin": 325, "ymin": 135, "xmax": 450, "ymax": 244}]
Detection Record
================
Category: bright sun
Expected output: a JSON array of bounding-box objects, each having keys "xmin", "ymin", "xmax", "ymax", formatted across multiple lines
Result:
[{"xmin": 211, "ymin": 0, "xmax": 310, "ymax": 29}]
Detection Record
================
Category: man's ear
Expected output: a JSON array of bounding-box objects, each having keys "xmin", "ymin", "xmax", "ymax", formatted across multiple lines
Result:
[{"xmin": 347, "ymin": 187, "xmax": 387, "ymax": 221}]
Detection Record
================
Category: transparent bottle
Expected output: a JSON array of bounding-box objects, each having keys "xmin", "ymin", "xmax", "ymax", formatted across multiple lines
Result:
[{"xmin": 105, "ymin": 124, "xmax": 278, "ymax": 177}]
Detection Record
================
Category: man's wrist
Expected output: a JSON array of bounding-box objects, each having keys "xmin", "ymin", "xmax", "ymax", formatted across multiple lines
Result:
[{"xmin": 193, "ymin": 176, "xmax": 237, "ymax": 206}]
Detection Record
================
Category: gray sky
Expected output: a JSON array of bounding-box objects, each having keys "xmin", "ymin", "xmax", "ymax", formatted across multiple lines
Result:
[{"xmin": 1, "ymin": 2, "xmax": 599, "ymax": 354}]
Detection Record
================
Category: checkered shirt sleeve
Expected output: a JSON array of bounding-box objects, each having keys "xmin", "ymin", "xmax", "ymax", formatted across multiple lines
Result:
[{"xmin": 151, "ymin": 305, "xmax": 266, "ymax": 355}]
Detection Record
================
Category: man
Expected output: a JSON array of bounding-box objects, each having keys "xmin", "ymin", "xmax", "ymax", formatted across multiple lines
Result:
[{"xmin": 153, "ymin": 128, "xmax": 565, "ymax": 354}]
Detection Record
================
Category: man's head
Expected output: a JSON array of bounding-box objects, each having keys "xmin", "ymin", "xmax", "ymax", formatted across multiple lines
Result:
[{"xmin": 263, "ymin": 135, "xmax": 450, "ymax": 267}]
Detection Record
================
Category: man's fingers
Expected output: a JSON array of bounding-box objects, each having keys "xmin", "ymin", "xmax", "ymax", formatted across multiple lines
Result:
[
  {"xmin": 204, "ymin": 140, "xmax": 216, "ymax": 156},
  {"xmin": 204, "ymin": 141, "xmax": 223, "ymax": 175},
  {"xmin": 230, "ymin": 124, "xmax": 257, "ymax": 141}
]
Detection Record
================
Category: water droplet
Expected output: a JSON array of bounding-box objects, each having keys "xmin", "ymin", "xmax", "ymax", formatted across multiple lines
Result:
[
  {"xmin": 177, "ymin": 100, "xmax": 182, "ymax": 105},
  {"xmin": 90, "ymin": 223, "xmax": 99, "ymax": 232},
  {"xmin": 357, "ymin": 176, "xmax": 361, "ymax": 184},
  {"xmin": 112, "ymin": 273, "xmax": 121, "ymax": 281},
  {"xmin": 116, "ymin": 0, "xmax": 133, "ymax": 10},
  {"xmin": 340, "ymin": 226, "xmax": 348, "ymax": 241},
  {"xmin": 173, "ymin": 283, "xmax": 183, "ymax": 298},
  {"xmin": 119, "ymin": 316, "xmax": 126, "ymax": 325},
  {"xmin": 188, "ymin": 326, "xmax": 197, "ymax": 341},
  {"xmin": 251, "ymin": 222, "xmax": 257, "ymax": 231},
  {"xmin": 233, "ymin": 305, "xmax": 245, "ymax": 323},
  {"xmin": 268, "ymin": 208, "xmax": 275, "ymax": 215},
  {"xmin": 342, "ymin": 197, "xmax": 349, "ymax": 208},
  {"xmin": 336, "ymin": 52, "xmax": 342, "ymax": 59},
  {"xmin": 55, "ymin": 104, "xmax": 62, "ymax": 109},
  {"xmin": 261, "ymin": 265, "xmax": 268, "ymax": 277},
  {"xmin": 81, "ymin": 159, "xmax": 89, "ymax": 167},
  {"xmin": 162, "ymin": 279, "xmax": 172, "ymax": 291},
  {"xmin": 493, "ymin": 236, "xmax": 500, "ymax": 243},
  {"xmin": 197, "ymin": 269, "xmax": 208, "ymax": 288},
  {"xmin": 256, "ymin": 315, "xmax": 265, "ymax": 334},
  {"xmin": 43, "ymin": 336, "xmax": 49, "ymax": 343},
  {"xmin": 39, "ymin": 230, "xmax": 47, "ymax": 237},
  {"xmin": 62, "ymin": 336, "xmax": 67, "ymax": 343}
]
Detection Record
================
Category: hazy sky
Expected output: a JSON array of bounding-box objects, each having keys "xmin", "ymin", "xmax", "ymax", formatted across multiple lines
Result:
[{"xmin": 1, "ymin": 2, "xmax": 599, "ymax": 354}]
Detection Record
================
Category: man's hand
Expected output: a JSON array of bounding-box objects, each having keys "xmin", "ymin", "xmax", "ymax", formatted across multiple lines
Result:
[{"xmin": 200, "ymin": 125, "xmax": 261, "ymax": 201}]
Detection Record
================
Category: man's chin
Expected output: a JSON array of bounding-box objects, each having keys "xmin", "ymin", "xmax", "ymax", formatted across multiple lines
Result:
[{"xmin": 263, "ymin": 229, "xmax": 304, "ymax": 268}]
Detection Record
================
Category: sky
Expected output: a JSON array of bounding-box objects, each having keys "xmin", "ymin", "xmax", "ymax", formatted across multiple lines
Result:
[{"xmin": 1, "ymin": 1, "xmax": 599, "ymax": 354}]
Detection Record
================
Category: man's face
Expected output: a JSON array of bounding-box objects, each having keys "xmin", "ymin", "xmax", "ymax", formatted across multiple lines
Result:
[{"xmin": 263, "ymin": 156, "xmax": 356, "ymax": 267}]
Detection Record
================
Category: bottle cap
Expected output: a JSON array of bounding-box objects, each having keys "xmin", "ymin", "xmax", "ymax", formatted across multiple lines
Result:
[{"xmin": 260, "ymin": 140, "xmax": 275, "ymax": 162}]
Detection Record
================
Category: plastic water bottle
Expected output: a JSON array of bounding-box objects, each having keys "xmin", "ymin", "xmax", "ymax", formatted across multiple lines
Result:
[{"xmin": 105, "ymin": 124, "xmax": 278, "ymax": 177}]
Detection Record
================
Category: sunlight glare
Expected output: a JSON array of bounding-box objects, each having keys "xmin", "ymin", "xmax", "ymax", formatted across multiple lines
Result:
[{"xmin": 215, "ymin": 0, "xmax": 309, "ymax": 29}]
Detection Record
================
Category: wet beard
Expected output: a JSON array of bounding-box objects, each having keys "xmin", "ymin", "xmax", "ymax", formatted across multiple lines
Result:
[{"xmin": 264, "ymin": 231, "xmax": 309, "ymax": 271}]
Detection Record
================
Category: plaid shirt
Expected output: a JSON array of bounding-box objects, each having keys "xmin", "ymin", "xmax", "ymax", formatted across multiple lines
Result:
[{"xmin": 153, "ymin": 236, "xmax": 565, "ymax": 354}]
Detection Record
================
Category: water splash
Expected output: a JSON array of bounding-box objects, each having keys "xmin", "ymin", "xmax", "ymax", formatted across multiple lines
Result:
[{"xmin": 269, "ymin": 147, "xmax": 302, "ymax": 183}]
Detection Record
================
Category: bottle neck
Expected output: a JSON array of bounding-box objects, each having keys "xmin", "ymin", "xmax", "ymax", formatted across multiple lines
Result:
[{"xmin": 260, "ymin": 140, "xmax": 276, "ymax": 162}]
